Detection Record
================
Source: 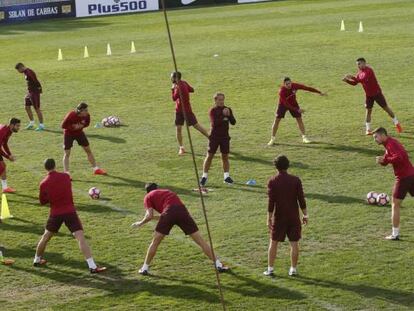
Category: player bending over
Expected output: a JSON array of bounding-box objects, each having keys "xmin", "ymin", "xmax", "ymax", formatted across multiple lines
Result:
[
  {"xmin": 343, "ymin": 58, "xmax": 402, "ymax": 135},
  {"xmin": 171, "ymin": 72, "xmax": 209, "ymax": 155},
  {"xmin": 33, "ymin": 158, "xmax": 106, "ymax": 273},
  {"xmin": 15, "ymin": 63, "xmax": 45, "ymax": 131},
  {"xmin": 373, "ymin": 127, "xmax": 414, "ymax": 240},
  {"xmin": 61, "ymin": 103, "xmax": 106, "ymax": 176},
  {"xmin": 264, "ymin": 155, "xmax": 308, "ymax": 277},
  {"xmin": 268, "ymin": 77, "xmax": 326, "ymax": 146},
  {"xmin": 200, "ymin": 92, "xmax": 236, "ymax": 186},
  {"xmin": 131, "ymin": 183, "xmax": 229, "ymax": 275},
  {"xmin": 0, "ymin": 118, "xmax": 21, "ymax": 193}
]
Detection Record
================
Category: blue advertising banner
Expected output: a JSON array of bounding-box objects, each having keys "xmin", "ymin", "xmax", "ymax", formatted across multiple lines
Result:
[{"xmin": 0, "ymin": 1, "xmax": 75, "ymax": 23}]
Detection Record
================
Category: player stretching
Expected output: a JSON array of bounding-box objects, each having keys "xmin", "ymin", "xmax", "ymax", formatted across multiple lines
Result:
[
  {"xmin": 0, "ymin": 118, "xmax": 21, "ymax": 193},
  {"xmin": 200, "ymin": 93, "xmax": 236, "ymax": 186},
  {"xmin": 373, "ymin": 128, "xmax": 414, "ymax": 240},
  {"xmin": 171, "ymin": 72, "xmax": 209, "ymax": 155},
  {"xmin": 343, "ymin": 58, "xmax": 402, "ymax": 135},
  {"xmin": 15, "ymin": 63, "xmax": 45, "ymax": 131},
  {"xmin": 268, "ymin": 77, "xmax": 325, "ymax": 146},
  {"xmin": 264, "ymin": 155, "xmax": 308, "ymax": 277},
  {"xmin": 33, "ymin": 159, "xmax": 107, "ymax": 273},
  {"xmin": 131, "ymin": 183, "xmax": 229, "ymax": 275},
  {"xmin": 61, "ymin": 103, "xmax": 106, "ymax": 176}
]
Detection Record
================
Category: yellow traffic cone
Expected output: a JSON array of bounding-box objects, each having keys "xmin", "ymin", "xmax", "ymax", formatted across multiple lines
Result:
[
  {"xmin": 58, "ymin": 49, "xmax": 63, "ymax": 61},
  {"xmin": 1, "ymin": 194, "xmax": 13, "ymax": 220},
  {"xmin": 131, "ymin": 41, "xmax": 136, "ymax": 53},
  {"xmin": 107, "ymin": 43, "xmax": 112, "ymax": 56},
  {"xmin": 84, "ymin": 46, "xmax": 89, "ymax": 58}
]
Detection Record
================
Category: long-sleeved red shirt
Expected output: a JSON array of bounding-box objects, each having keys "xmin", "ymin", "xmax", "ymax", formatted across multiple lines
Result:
[
  {"xmin": 279, "ymin": 83, "xmax": 321, "ymax": 112},
  {"xmin": 0, "ymin": 125, "xmax": 12, "ymax": 160},
  {"xmin": 61, "ymin": 111, "xmax": 90, "ymax": 136},
  {"xmin": 268, "ymin": 171, "xmax": 306, "ymax": 224},
  {"xmin": 172, "ymin": 80, "xmax": 194, "ymax": 113},
  {"xmin": 143, "ymin": 189, "xmax": 184, "ymax": 214},
  {"xmin": 39, "ymin": 171, "xmax": 76, "ymax": 216},
  {"xmin": 209, "ymin": 106, "xmax": 236, "ymax": 138},
  {"xmin": 345, "ymin": 66, "xmax": 381, "ymax": 97},
  {"xmin": 24, "ymin": 68, "xmax": 42, "ymax": 93},
  {"xmin": 382, "ymin": 137, "xmax": 414, "ymax": 180}
]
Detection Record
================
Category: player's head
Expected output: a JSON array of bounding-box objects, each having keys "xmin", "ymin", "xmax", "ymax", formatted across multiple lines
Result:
[
  {"xmin": 214, "ymin": 92, "xmax": 225, "ymax": 106},
  {"xmin": 274, "ymin": 155, "xmax": 290, "ymax": 171},
  {"xmin": 145, "ymin": 183, "xmax": 158, "ymax": 193},
  {"xmin": 76, "ymin": 102, "xmax": 88, "ymax": 116},
  {"xmin": 9, "ymin": 118, "xmax": 21, "ymax": 133},
  {"xmin": 15, "ymin": 63, "xmax": 25, "ymax": 73},
  {"xmin": 373, "ymin": 127, "xmax": 388, "ymax": 144},
  {"xmin": 356, "ymin": 57, "xmax": 366, "ymax": 69},
  {"xmin": 171, "ymin": 71, "xmax": 181, "ymax": 83},
  {"xmin": 283, "ymin": 77, "xmax": 292, "ymax": 89},
  {"xmin": 44, "ymin": 158, "xmax": 56, "ymax": 172}
]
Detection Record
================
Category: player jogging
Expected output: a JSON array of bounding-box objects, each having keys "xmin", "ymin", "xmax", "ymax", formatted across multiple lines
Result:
[
  {"xmin": 15, "ymin": 63, "xmax": 45, "ymax": 131},
  {"xmin": 61, "ymin": 103, "xmax": 106, "ymax": 176},
  {"xmin": 200, "ymin": 92, "xmax": 236, "ymax": 186},
  {"xmin": 131, "ymin": 183, "xmax": 229, "ymax": 275},
  {"xmin": 268, "ymin": 77, "xmax": 326, "ymax": 146},
  {"xmin": 343, "ymin": 58, "xmax": 402, "ymax": 135},
  {"xmin": 264, "ymin": 155, "xmax": 308, "ymax": 277},
  {"xmin": 0, "ymin": 118, "xmax": 21, "ymax": 193},
  {"xmin": 373, "ymin": 127, "xmax": 414, "ymax": 240},
  {"xmin": 33, "ymin": 158, "xmax": 107, "ymax": 273},
  {"xmin": 171, "ymin": 72, "xmax": 209, "ymax": 155}
]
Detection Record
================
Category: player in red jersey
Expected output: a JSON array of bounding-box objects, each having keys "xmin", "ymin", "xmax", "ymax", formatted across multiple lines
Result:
[
  {"xmin": 15, "ymin": 63, "xmax": 45, "ymax": 131},
  {"xmin": 343, "ymin": 58, "xmax": 402, "ymax": 135},
  {"xmin": 0, "ymin": 118, "xmax": 21, "ymax": 193},
  {"xmin": 373, "ymin": 127, "xmax": 414, "ymax": 240},
  {"xmin": 171, "ymin": 72, "xmax": 209, "ymax": 155},
  {"xmin": 268, "ymin": 77, "xmax": 326, "ymax": 146},
  {"xmin": 200, "ymin": 93, "xmax": 236, "ymax": 186},
  {"xmin": 131, "ymin": 183, "xmax": 229, "ymax": 275},
  {"xmin": 34, "ymin": 159, "xmax": 107, "ymax": 273},
  {"xmin": 61, "ymin": 103, "xmax": 106, "ymax": 176}
]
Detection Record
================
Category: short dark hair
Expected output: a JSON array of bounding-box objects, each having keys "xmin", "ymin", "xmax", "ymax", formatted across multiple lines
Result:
[
  {"xmin": 76, "ymin": 102, "xmax": 88, "ymax": 112},
  {"xmin": 15, "ymin": 63, "xmax": 24, "ymax": 70},
  {"xmin": 373, "ymin": 127, "xmax": 387, "ymax": 136},
  {"xmin": 9, "ymin": 118, "xmax": 20, "ymax": 125},
  {"xmin": 273, "ymin": 155, "xmax": 290, "ymax": 171},
  {"xmin": 44, "ymin": 158, "xmax": 56, "ymax": 171},
  {"xmin": 283, "ymin": 77, "xmax": 291, "ymax": 83},
  {"xmin": 171, "ymin": 71, "xmax": 182, "ymax": 80},
  {"xmin": 356, "ymin": 57, "xmax": 366, "ymax": 63},
  {"xmin": 145, "ymin": 183, "xmax": 158, "ymax": 193}
]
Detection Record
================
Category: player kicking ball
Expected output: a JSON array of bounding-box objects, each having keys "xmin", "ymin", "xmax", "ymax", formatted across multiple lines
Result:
[
  {"xmin": 343, "ymin": 58, "xmax": 402, "ymax": 135},
  {"xmin": 373, "ymin": 128, "xmax": 414, "ymax": 240},
  {"xmin": 61, "ymin": 103, "xmax": 106, "ymax": 176},
  {"xmin": 131, "ymin": 183, "xmax": 229, "ymax": 275},
  {"xmin": 15, "ymin": 63, "xmax": 45, "ymax": 131},
  {"xmin": 0, "ymin": 118, "xmax": 21, "ymax": 193},
  {"xmin": 33, "ymin": 159, "xmax": 106, "ymax": 273},
  {"xmin": 171, "ymin": 72, "xmax": 209, "ymax": 155},
  {"xmin": 268, "ymin": 77, "xmax": 326, "ymax": 146},
  {"xmin": 200, "ymin": 93, "xmax": 236, "ymax": 186}
]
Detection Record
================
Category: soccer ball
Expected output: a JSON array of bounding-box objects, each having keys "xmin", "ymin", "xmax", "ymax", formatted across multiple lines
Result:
[
  {"xmin": 376, "ymin": 193, "xmax": 390, "ymax": 206},
  {"xmin": 366, "ymin": 192, "xmax": 378, "ymax": 205},
  {"xmin": 88, "ymin": 187, "xmax": 101, "ymax": 199},
  {"xmin": 101, "ymin": 117, "xmax": 111, "ymax": 128},
  {"xmin": 112, "ymin": 116, "xmax": 121, "ymax": 127}
]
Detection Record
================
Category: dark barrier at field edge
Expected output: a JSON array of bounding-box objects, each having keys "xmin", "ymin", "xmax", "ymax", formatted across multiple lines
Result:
[{"xmin": 0, "ymin": 0, "xmax": 76, "ymax": 23}]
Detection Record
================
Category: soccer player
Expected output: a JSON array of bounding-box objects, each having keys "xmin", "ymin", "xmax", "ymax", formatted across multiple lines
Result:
[
  {"xmin": 15, "ymin": 63, "xmax": 45, "ymax": 131},
  {"xmin": 200, "ymin": 93, "xmax": 236, "ymax": 186},
  {"xmin": 61, "ymin": 103, "xmax": 106, "ymax": 176},
  {"xmin": 0, "ymin": 246, "xmax": 15, "ymax": 265},
  {"xmin": 267, "ymin": 77, "xmax": 326, "ymax": 146},
  {"xmin": 131, "ymin": 183, "xmax": 229, "ymax": 275},
  {"xmin": 343, "ymin": 58, "xmax": 402, "ymax": 135},
  {"xmin": 33, "ymin": 158, "xmax": 106, "ymax": 273},
  {"xmin": 171, "ymin": 72, "xmax": 209, "ymax": 155},
  {"xmin": 264, "ymin": 155, "xmax": 308, "ymax": 277},
  {"xmin": 373, "ymin": 127, "xmax": 414, "ymax": 240},
  {"xmin": 0, "ymin": 118, "xmax": 21, "ymax": 193}
]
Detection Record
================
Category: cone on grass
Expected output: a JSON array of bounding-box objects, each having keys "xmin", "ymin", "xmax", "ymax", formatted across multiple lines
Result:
[
  {"xmin": 1, "ymin": 194, "xmax": 13, "ymax": 220},
  {"xmin": 131, "ymin": 41, "xmax": 136, "ymax": 53},
  {"xmin": 84, "ymin": 46, "xmax": 89, "ymax": 58},
  {"xmin": 57, "ymin": 49, "xmax": 63, "ymax": 61},
  {"xmin": 340, "ymin": 20, "xmax": 345, "ymax": 31},
  {"xmin": 358, "ymin": 21, "xmax": 364, "ymax": 32},
  {"xmin": 107, "ymin": 43, "xmax": 112, "ymax": 56}
]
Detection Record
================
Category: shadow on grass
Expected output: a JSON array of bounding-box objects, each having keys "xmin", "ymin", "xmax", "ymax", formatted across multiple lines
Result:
[
  {"xmin": 277, "ymin": 142, "xmax": 379, "ymax": 156},
  {"xmin": 307, "ymin": 193, "xmax": 364, "ymax": 204}
]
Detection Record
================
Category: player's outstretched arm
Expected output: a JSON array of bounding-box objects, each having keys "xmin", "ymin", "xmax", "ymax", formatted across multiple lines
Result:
[{"xmin": 131, "ymin": 208, "xmax": 154, "ymax": 229}]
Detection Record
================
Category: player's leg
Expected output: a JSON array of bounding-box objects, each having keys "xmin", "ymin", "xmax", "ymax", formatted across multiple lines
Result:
[
  {"xmin": 264, "ymin": 239, "xmax": 278, "ymax": 276},
  {"xmin": 0, "ymin": 245, "xmax": 14, "ymax": 265},
  {"xmin": 73, "ymin": 229, "xmax": 106, "ymax": 273},
  {"xmin": 176, "ymin": 125, "xmax": 185, "ymax": 155},
  {"xmin": 296, "ymin": 117, "xmax": 311, "ymax": 143},
  {"xmin": 34, "ymin": 229, "xmax": 54, "ymax": 266},
  {"xmin": 190, "ymin": 231, "xmax": 228, "ymax": 272},
  {"xmin": 364, "ymin": 96, "xmax": 375, "ymax": 135},
  {"xmin": 222, "ymin": 153, "xmax": 233, "ymax": 184},
  {"xmin": 289, "ymin": 241, "xmax": 299, "ymax": 276},
  {"xmin": 34, "ymin": 107, "xmax": 44, "ymax": 131},
  {"xmin": 24, "ymin": 95, "xmax": 35, "ymax": 129},
  {"xmin": 201, "ymin": 152, "xmax": 214, "ymax": 186},
  {"xmin": 0, "ymin": 161, "xmax": 14, "ymax": 193},
  {"xmin": 386, "ymin": 198, "xmax": 402, "ymax": 240},
  {"xmin": 139, "ymin": 231, "xmax": 165, "ymax": 275},
  {"xmin": 63, "ymin": 149, "xmax": 71, "ymax": 174},
  {"xmin": 268, "ymin": 117, "xmax": 282, "ymax": 146},
  {"xmin": 378, "ymin": 94, "xmax": 402, "ymax": 133},
  {"xmin": 193, "ymin": 123, "xmax": 209, "ymax": 138},
  {"xmin": 81, "ymin": 138, "xmax": 106, "ymax": 175}
]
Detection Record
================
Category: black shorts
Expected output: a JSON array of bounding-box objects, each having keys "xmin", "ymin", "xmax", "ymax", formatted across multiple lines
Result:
[
  {"xmin": 25, "ymin": 92, "xmax": 41, "ymax": 108},
  {"xmin": 393, "ymin": 175, "xmax": 414, "ymax": 200},
  {"xmin": 46, "ymin": 212, "xmax": 83, "ymax": 233},
  {"xmin": 63, "ymin": 133, "xmax": 89, "ymax": 150},
  {"xmin": 272, "ymin": 221, "xmax": 301, "ymax": 242},
  {"xmin": 365, "ymin": 93, "xmax": 387, "ymax": 109},
  {"xmin": 155, "ymin": 205, "xmax": 199, "ymax": 236},
  {"xmin": 175, "ymin": 111, "xmax": 198, "ymax": 126}
]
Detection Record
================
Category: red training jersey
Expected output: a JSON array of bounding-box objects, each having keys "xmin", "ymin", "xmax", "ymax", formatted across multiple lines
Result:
[
  {"xmin": 209, "ymin": 106, "xmax": 236, "ymax": 138},
  {"xmin": 143, "ymin": 189, "xmax": 184, "ymax": 214},
  {"xmin": 382, "ymin": 137, "xmax": 414, "ymax": 180},
  {"xmin": 345, "ymin": 66, "xmax": 381, "ymax": 97},
  {"xmin": 172, "ymin": 80, "xmax": 194, "ymax": 113},
  {"xmin": 24, "ymin": 68, "xmax": 42, "ymax": 94},
  {"xmin": 0, "ymin": 124, "xmax": 12, "ymax": 160},
  {"xmin": 279, "ymin": 83, "xmax": 321, "ymax": 112},
  {"xmin": 61, "ymin": 111, "xmax": 90, "ymax": 136},
  {"xmin": 39, "ymin": 171, "xmax": 76, "ymax": 216}
]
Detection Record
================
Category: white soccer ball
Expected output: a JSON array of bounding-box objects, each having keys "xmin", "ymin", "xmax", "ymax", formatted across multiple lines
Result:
[
  {"xmin": 376, "ymin": 193, "xmax": 390, "ymax": 206},
  {"xmin": 88, "ymin": 187, "xmax": 101, "ymax": 200},
  {"xmin": 366, "ymin": 192, "xmax": 378, "ymax": 205},
  {"xmin": 112, "ymin": 116, "xmax": 121, "ymax": 127},
  {"xmin": 101, "ymin": 117, "xmax": 111, "ymax": 128}
]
